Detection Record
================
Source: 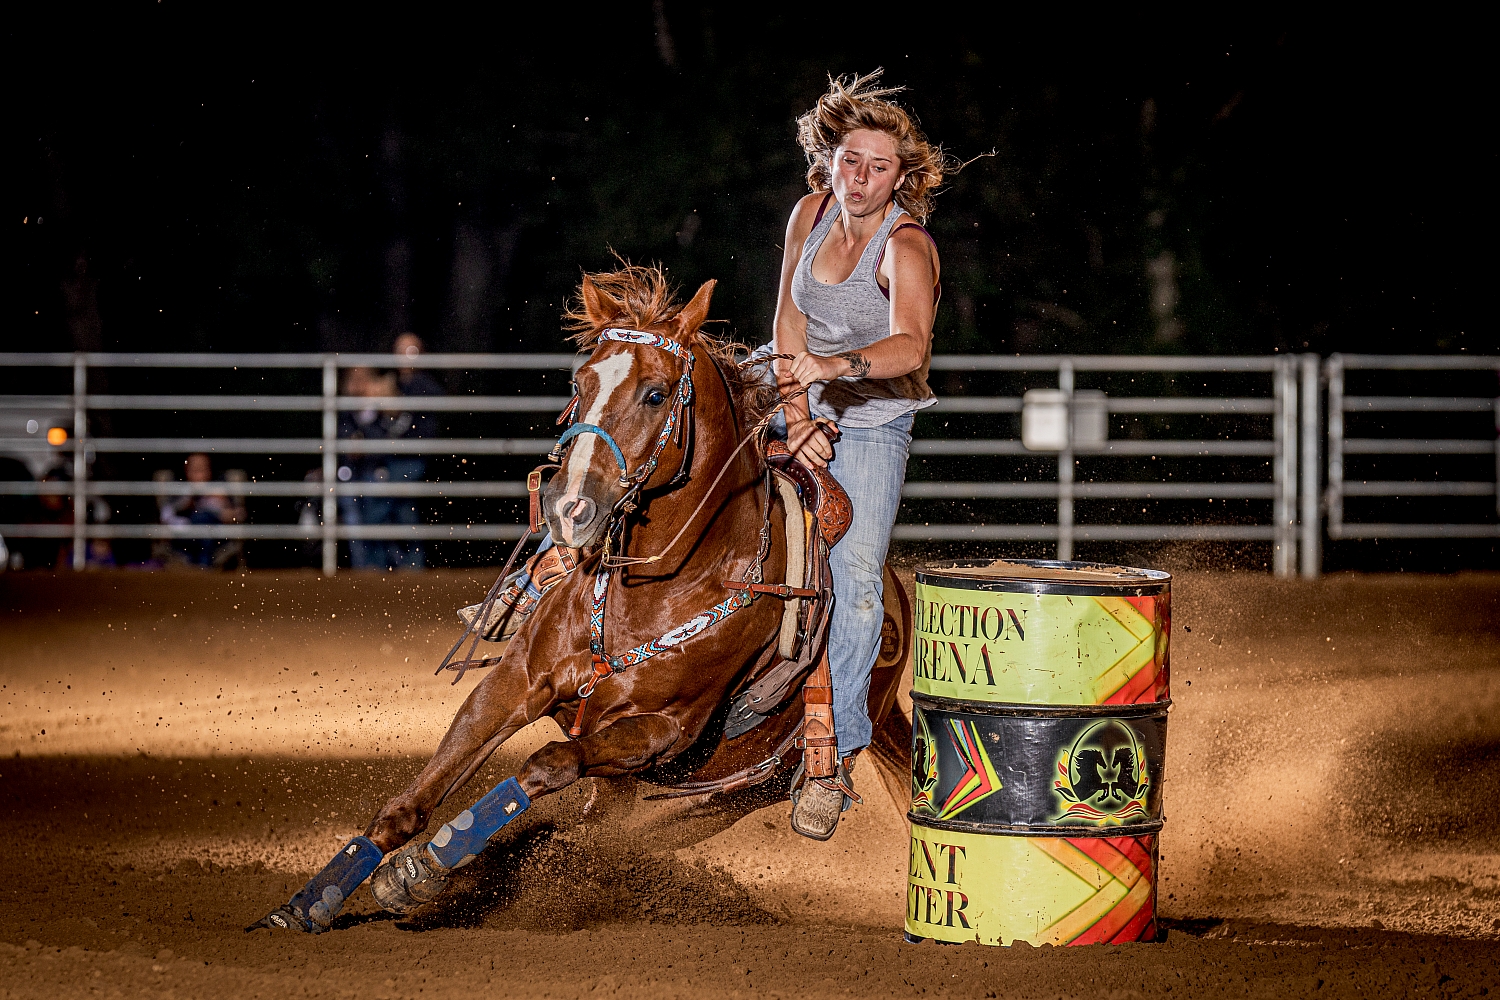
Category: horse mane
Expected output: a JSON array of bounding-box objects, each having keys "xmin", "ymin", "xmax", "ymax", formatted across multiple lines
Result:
[{"xmin": 562, "ymin": 262, "xmax": 778, "ymax": 428}]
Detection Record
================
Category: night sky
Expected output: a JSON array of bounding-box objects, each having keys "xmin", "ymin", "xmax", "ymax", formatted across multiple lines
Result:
[{"xmin": 16, "ymin": 9, "xmax": 1492, "ymax": 359}]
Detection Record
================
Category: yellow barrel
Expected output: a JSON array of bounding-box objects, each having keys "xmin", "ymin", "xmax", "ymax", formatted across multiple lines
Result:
[{"xmin": 906, "ymin": 559, "xmax": 1171, "ymax": 947}]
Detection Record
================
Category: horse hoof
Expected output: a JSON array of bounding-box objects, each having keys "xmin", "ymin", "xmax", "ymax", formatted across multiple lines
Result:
[
  {"xmin": 246, "ymin": 905, "xmax": 313, "ymax": 933},
  {"xmin": 370, "ymin": 843, "xmax": 450, "ymax": 914}
]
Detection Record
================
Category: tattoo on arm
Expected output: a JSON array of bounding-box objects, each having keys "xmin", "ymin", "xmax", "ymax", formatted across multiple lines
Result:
[{"xmin": 838, "ymin": 351, "xmax": 871, "ymax": 378}]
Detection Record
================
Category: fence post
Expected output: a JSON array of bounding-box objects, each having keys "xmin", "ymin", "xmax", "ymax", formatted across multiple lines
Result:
[
  {"xmin": 322, "ymin": 359, "xmax": 338, "ymax": 577},
  {"xmin": 1493, "ymin": 396, "xmax": 1499, "ymax": 519},
  {"xmin": 1272, "ymin": 356, "xmax": 1297, "ymax": 577},
  {"xmin": 72, "ymin": 353, "xmax": 88, "ymax": 571},
  {"xmin": 1324, "ymin": 355, "xmax": 1344, "ymax": 542},
  {"xmin": 1299, "ymin": 354, "xmax": 1321, "ymax": 578},
  {"xmin": 1057, "ymin": 360, "xmax": 1075, "ymax": 561}
]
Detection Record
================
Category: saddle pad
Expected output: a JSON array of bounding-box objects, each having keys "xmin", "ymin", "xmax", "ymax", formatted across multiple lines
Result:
[{"xmin": 772, "ymin": 469, "xmax": 805, "ymax": 661}]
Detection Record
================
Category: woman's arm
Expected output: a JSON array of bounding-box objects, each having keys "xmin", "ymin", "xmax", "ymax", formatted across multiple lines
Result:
[
  {"xmin": 787, "ymin": 225, "xmax": 939, "ymax": 387},
  {"xmin": 772, "ymin": 194, "xmax": 839, "ymax": 467}
]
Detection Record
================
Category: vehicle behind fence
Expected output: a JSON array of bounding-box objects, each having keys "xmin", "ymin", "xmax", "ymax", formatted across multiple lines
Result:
[{"xmin": 1, "ymin": 351, "xmax": 1495, "ymax": 577}]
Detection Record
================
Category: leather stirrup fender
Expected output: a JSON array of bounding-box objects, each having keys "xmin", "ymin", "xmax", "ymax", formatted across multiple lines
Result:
[{"xmin": 797, "ymin": 649, "xmax": 839, "ymax": 778}]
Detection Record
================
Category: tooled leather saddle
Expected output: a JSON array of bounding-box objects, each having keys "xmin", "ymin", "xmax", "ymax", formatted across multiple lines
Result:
[{"xmin": 719, "ymin": 439, "xmax": 850, "ymax": 740}]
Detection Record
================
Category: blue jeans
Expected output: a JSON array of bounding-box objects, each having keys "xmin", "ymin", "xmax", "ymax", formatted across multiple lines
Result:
[
  {"xmin": 819, "ymin": 414, "xmax": 913, "ymax": 757},
  {"xmin": 387, "ymin": 458, "xmax": 426, "ymax": 570},
  {"xmin": 341, "ymin": 459, "xmax": 427, "ymax": 570},
  {"xmin": 177, "ymin": 508, "xmax": 226, "ymax": 567}
]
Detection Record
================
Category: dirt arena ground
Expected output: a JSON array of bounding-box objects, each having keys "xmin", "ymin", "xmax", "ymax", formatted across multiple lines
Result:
[{"xmin": 2, "ymin": 567, "xmax": 1498, "ymax": 998}]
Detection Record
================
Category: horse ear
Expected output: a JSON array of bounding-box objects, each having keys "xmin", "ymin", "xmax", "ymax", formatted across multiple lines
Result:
[
  {"xmin": 675, "ymin": 279, "xmax": 716, "ymax": 343},
  {"xmin": 580, "ymin": 275, "xmax": 621, "ymax": 327}
]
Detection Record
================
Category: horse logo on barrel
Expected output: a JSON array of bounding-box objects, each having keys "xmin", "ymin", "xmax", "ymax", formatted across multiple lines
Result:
[{"xmin": 1052, "ymin": 719, "xmax": 1151, "ymax": 826}]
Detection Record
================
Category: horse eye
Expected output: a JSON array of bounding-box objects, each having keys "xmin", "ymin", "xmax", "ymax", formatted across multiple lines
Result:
[{"xmin": 645, "ymin": 389, "xmax": 667, "ymax": 407}]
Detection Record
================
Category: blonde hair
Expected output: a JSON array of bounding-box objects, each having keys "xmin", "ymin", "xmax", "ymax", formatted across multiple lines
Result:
[{"xmin": 796, "ymin": 69, "xmax": 953, "ymax": 222}]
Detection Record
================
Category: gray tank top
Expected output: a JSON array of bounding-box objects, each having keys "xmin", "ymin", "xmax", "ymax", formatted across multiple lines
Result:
[{"xmin": 788, "ymin": 198, "xmax": 937, "ymax": 428}]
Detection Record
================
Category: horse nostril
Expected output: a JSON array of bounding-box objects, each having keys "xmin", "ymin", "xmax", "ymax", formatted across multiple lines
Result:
[{"xmin": 560, "ymin": 497, "xmax": 597, "ymax": 528}]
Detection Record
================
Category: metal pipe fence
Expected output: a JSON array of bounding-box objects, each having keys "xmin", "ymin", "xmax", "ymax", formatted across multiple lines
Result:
[
  {"xmin": 0, "ymin": 352, "xmax": 577, "ymax": 574},
  {"xmin": 1324, "ymin": 354, "xmax": 1500, "ymax": 542},
  {"xmin": 3, "ymin": 350, "xmax": 1493, "ymax": 577},
  {"xmin": 899, "ymin": 354, "xmax": 1303, "ymax": 575}
]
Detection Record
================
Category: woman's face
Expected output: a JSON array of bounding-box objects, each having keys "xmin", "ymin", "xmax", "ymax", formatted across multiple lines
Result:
[{"xmin": 829, "ymin": 128, "xmax": 906, "ymax": 218}]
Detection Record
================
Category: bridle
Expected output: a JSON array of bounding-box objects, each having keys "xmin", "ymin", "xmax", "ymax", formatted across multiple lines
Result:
[
  {"xmin": 437, "ymin": 325, "xmax": 711, "ymax": 688},
  {"xmin": 543, "ymin": 326, "xmax": 781, "ymax": 571},
  {"xmin": 547, "ymin": 327, "xmax": 697, "ymax": 507}
]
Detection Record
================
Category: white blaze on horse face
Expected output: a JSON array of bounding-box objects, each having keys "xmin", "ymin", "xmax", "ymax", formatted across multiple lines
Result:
[{"xmin": 557, "ymin": 350, "xmax": 634, "ymax": 543}]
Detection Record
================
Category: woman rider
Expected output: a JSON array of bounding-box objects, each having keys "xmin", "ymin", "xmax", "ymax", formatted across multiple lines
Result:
[
  {"xmin": 775, "ymin": 70, "xmax": 947, "ymax": 840},
  {"xmin": 456, "ymin": 69, "xmax": 947, "ymax": 841}
]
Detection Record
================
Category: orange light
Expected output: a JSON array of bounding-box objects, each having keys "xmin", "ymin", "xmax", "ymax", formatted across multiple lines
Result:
[{"xmin": 46, "ymin": 427, "xmax": 68, "ymax": 446}]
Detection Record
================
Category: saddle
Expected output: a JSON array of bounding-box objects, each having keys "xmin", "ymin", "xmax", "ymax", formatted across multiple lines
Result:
[{"xmin": 720, "ymin": 440, "xmax": 849, "ymax": 740}]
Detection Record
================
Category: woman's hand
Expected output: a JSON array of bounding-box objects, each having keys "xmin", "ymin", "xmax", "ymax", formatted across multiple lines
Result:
[
  {"xmin": 786, "ymin": 414, "xmax": 839, "ymax": 469},
  {"xmin": 788, "ymin": 351, "xmax": 855, "ymax": 387}
]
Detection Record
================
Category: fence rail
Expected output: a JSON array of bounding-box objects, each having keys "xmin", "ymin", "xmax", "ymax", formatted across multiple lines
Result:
[
  {"xmin": 3, "ymin": 351, "xmax": 1496, "ymax": 576},
  {"xmin": 1324, "ymin": 353, "xmax": 1500, "ymax": 542}
]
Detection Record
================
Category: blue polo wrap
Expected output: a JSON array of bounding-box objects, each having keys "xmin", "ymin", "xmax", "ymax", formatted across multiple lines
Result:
[
  {"xmin": 288, "ymin": 836, "xmax": 382, "ymax": 932},
  {"xmin": 425, "ymin": 777, "xmax": 531, "ymax": 870}
]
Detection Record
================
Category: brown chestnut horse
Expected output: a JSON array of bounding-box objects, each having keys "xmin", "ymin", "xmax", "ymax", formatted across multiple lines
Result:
[{"xmin": 253, "ymin": 265, "xmax": 910, "ymax": 932}]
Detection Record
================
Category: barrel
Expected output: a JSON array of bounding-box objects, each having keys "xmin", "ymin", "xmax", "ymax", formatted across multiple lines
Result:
[{"xmin": 905, "ymin": 559, "xmax": 1171, "ymax": 947}]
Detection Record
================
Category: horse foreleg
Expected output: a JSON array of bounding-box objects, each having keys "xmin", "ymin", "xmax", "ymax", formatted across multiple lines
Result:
[
  {"xmin": 365, "ymin": 662, "xmax": 549, "ymax": 853},
  {"xmin": 369, "ymin": 713, "xmax": 682, "ymax": 915},
  {"xmin": 516, "ymin": 712, "xmax": 683, "ymax": 795},
  {"xmin": 249, "ymin": 662, "xmax": 547, "ymax": 932}
]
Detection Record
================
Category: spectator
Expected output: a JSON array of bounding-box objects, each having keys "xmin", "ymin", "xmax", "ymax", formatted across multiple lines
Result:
[
  {"xmin": 30, "ymin": 468, "xmax": 74, "ymax": 569},
  {"xmin": 391, "ymin": 334, "xmax": 441, "ymax": 568},
  {"xmin": 296, "ymin": 467, "xmax": 323, "ymax": 564},
  {"xmin": 21, "ymin": 465, "xmax": 113, "ymax": 569},
  {"xmin": 338, "ymin": 364, "xmax": 435, "ymax": 570},
  {"xmin": 394, "ymin": 332, "xmax": 444, "ymax": 397},
  {"xmin": 158, "ymin": 453, "xmax": 247, "ymax": 568}
]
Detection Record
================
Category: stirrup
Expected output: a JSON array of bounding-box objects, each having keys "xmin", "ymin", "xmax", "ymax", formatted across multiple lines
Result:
[
  {"xmin": 788, "ymin": 756, "xmax": 861, "ymax": 841},
  {"xmin": 457, "ymin": 575, "xmax": 532, "ymax": 642},
  {"xmin": 789, "ymin": 754, "xmax": 862, "ymax": 807},
  {"xmin": 456, "ymin": 545, "xmax": 580, "ymax": 642}
]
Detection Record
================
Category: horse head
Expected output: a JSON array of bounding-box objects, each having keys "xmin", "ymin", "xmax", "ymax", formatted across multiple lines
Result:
[{"xmin": 543, "ymin": 270, "xmax": 717, "ymax": 550}]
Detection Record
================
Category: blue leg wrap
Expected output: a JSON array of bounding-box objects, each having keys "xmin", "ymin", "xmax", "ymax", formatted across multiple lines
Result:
[
  {"xmin": 264, "ymin": 836, "xmax": 381, "ymax": 933},
  {"xmin": 426, "ymin": 777, "xmax": 531, "ymax": 870}
]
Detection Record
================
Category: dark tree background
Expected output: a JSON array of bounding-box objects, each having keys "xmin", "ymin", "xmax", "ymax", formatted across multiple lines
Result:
[{"xmin": 16, "ymin": 9, "xmax": 1491, "ymax": 360}]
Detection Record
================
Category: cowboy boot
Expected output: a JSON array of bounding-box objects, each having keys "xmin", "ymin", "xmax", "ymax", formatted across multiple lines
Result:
[
  {"xmin": 457, "ymin": 544, "xmax": 580, "ymax": 641},
  {"xmin": 789, "ymin": 654, "xmax": 861, "ymax": 840},
  {"xmin": 790, "ymin": 754, "xmax": 861, "ymax": 841}
]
